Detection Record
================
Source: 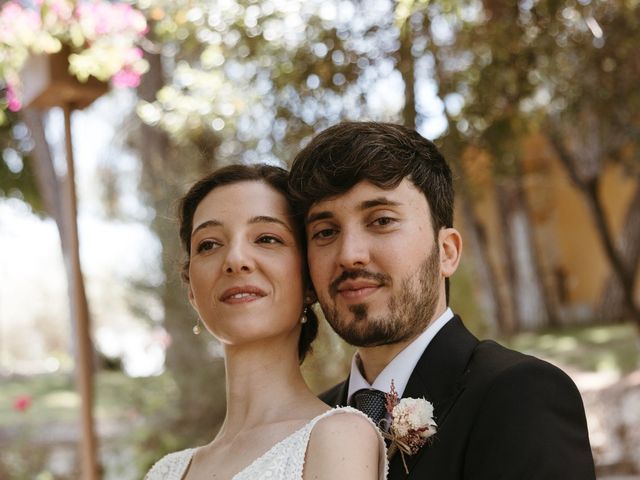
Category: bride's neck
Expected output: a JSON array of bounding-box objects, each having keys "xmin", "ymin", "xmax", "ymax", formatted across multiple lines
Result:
[{"xmin": 217, "ymin": 340, "xmax": 312, "ymax": 438}]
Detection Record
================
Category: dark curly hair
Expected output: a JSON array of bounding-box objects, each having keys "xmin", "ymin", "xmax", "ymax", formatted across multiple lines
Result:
[
  {"xmin": 178, "ymin": 164, "xmax": 318, "ymax": 362},
  {"xmin": 288, "ymin": 121, "xmax": 455, "ymax": 301}
]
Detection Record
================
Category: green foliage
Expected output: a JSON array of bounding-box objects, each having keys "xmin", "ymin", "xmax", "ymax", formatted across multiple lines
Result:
[
  {"xmin": 430, "ymin": 0, "xmax": 640, "ymax": 174},
  {"xmin": 0, "ymin": 371, "xmax": 181, "ymax": 479},
  {"xmin": 449, "ymin": 256, "xmax": 488, "ymax": 338},
  {"xmin": 134, "ymin": 0, "xmax": 403, "ymax": 162},
  {"xmin": 301, "ymin": 310, "xmax": 355, "ymax": 394},
  {"xmin": 0, "ymin": 373, "xmax": 74, "ymax": 426},
  {"xmin": 0, "ymin": 118, "xmax": 44, "ymax": 214},
  {"xmin": 502, "ymin": 323, "xmax": 640, "ymax": 375}
]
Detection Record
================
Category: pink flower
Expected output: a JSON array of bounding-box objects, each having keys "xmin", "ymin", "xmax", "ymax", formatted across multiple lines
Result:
[
  {"xmin": 6, "ymin": 84, "xmax": 22, "ymax": 112},
  {"xmin": 1, "ymin": 2, "xmax": 25, "ymax": 20},
  {"xmin": 112, "ymin": 69, "xmax": 141, "ymax": 88},
  {"xmin": 13, "ymin": 394, "xmax": 32, "ymax": 412}
]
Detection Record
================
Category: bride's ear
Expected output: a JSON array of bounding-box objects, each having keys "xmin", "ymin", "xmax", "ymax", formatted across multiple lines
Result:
[
  {"xmin": 304, "ymin": 288, "xmax": 317, "ymax": 306},
  {"xmin": 187, "ymin": 285, "xmax": 198, "ymax": 310}
]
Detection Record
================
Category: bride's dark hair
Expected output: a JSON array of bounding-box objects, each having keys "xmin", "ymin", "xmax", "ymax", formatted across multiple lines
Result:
[{"xmin": 178, "ymin": 163, "xmax": 318, "ymax": 362}]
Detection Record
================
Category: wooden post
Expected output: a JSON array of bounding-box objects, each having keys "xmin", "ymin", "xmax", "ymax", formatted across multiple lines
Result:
[
  {"xmin": 19, "ymin": 46, "xmax": 109, "ymax": 480},
  {"xmin": 63, "ymin": 103, "xmax": 100, "ymax": 480}
]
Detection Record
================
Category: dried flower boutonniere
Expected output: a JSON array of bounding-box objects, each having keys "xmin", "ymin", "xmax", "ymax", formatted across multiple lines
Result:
[{"xmin": 382, "ymin": 380, "xmax": 437, "ymax": 473}]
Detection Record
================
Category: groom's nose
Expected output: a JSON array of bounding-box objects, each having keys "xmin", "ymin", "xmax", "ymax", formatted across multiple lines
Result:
[{"xmin": 337, "ymin": 230, "xmax": 370, "ymax": 269}]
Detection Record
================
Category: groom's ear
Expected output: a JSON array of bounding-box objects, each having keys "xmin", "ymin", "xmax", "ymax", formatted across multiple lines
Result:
[{"xmin": 439, "ymin": 227, "xmax": 462, "ymax": 278}]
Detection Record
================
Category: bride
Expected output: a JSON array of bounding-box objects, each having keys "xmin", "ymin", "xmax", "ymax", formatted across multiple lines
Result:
[{"xmin": 145, "ymin": 164, "xmax": 387, "ymax": 479}]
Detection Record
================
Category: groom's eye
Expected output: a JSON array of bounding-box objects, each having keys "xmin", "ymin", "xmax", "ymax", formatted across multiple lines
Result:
[
  {"xmin": 371, "ymin": 216, "xmax": 396, "ymax": 227},
  {"xmin": 311, "ymin": 228, "xmax": 338, "ymax": 241}
]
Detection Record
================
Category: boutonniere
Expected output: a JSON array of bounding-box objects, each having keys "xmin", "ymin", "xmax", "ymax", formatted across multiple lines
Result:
[{"xmin": 382, "ymin": 381, "xmax": 437, "ymax": 473}]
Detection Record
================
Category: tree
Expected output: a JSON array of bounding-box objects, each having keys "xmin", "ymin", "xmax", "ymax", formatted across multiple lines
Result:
[
  {"xmin": 405, "ymin": 0, "xmax": 640, "ymax": 331},
  {"xmin": 540, "ymin": 0, "xmax": 640, "ymax": 329}
]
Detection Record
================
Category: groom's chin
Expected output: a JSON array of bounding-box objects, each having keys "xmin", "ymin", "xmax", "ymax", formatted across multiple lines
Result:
[{"xmin": 328, "ymin": 316, "xmax": 402, "ymax": 348}]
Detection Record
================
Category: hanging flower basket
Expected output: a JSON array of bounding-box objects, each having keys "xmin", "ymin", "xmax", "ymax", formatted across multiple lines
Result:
[
  {"xmin": 0, "ymin": 0, "xmax": 148, "ymax": 114},
  {"xmin": 20, "ymin": 45, "xmax": 108, "ymax": 109}
]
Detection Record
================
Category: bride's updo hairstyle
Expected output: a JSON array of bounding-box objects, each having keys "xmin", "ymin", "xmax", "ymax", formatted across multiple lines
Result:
[{"xmin": 178, "ymin": 164, "xmax": 318, "ymax": 362}]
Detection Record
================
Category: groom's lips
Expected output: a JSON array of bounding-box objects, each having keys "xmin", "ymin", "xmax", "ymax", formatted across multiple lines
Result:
[{"xmin": 335, "ymin": 280, "xmax": 381, "ymax": 300}]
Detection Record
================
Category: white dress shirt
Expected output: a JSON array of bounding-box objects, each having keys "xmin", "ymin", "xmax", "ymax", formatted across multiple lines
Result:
[{"xmin": 346, "ymin": 308, "xmax": 454, "ymax": 403}]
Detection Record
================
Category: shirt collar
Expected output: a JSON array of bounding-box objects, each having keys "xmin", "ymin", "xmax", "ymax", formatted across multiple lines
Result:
[{"xmin": 347, "ymin": 307, "xmax": 454, "ymax": 403}]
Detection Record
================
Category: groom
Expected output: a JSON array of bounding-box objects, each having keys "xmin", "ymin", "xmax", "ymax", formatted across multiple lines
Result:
[{"xmin": 289, "ymin": 122, "xmax": 595, "ymax": 479}]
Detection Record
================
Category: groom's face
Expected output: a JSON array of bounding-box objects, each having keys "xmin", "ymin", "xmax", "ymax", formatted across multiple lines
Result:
[{"xmin": 306, "ymin": 179, "xmax": 445, "ymax": 347}]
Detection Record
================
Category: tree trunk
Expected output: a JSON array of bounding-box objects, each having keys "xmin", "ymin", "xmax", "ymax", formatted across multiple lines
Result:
[
  {"xmin": 135, "ymin": 51, "xmax": 226, "ymax": 441},
  {"xmin": 21, "ymin": 108, "xmax": 79, "ymax": 350},
  {"xmin": 458, "ymin": 190, "xmax": 512, "ymax": 334},
  {"xmin": 549, "ymin": 133, "xmax": 640, "ymax": 330},
  {"xmin": 397, "ymin": 17, "xmax": 416, "ymax": 129},
  {"xmin": 494, "ymin": 174, "xmax": 550, "ymax": 331},
  {"xmin": 62, "ymin": 104, "xmax": 99, "ymax": 480},
  {"xmin": 20, "ymin": 109, "xmax": 63, "ymax": 223},
  {"xmin": 598, "ymin": 182, "xmax": 640, "ymax": 322},
  {"xmin": 21, "ymin": 106, "xmax": 99, "ymax": 478},
  {"xmin": 583, "ymin": 178, "xmax": 640, "ymax": 326}
]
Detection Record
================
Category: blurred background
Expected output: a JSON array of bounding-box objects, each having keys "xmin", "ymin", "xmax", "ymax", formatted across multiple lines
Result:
[{"xmin": 0, "ymin": 0, "xmax": 638, "ymax": 478}]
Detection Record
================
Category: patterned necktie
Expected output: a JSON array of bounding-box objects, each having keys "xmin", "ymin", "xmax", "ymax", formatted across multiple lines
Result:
[{"xmin": 351, "ymin": 388, "xmax": 388, "ymax": 426}]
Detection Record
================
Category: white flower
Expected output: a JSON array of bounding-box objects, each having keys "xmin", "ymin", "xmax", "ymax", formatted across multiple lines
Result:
[
  {"xmin": 391, "ymin": 397, "xmax": 436, "ymax": 438},
  {"xmin": 383, "ymin": 381, "xmax": 437, "ymax": 472}
]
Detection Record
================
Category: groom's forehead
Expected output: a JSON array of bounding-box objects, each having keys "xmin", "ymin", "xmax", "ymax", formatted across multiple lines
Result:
[
  {"xmin": 305, "ymin": 178, "xmax": 429, "ymax": 223},
  {"xmin": 305, "ymin": 180, "xmax": 385, "ymax": 218}
]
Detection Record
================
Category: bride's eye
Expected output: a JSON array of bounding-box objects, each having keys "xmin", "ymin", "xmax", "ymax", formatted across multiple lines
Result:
[
  {"xmin": 196, "ymin": 239, "xmax": 220, "ymax": 253},
  {"xmin": 256, "ymin": 234, "xmax": 283, "ymax": 245}
]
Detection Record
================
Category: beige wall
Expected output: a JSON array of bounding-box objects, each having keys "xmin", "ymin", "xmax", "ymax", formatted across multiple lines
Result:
[{"xmin": 458, "ymin": 135, "xmax": 637, "ymax": 323}]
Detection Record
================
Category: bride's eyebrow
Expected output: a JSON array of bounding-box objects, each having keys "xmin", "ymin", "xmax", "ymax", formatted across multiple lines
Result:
[
  {"xmin": 192, "ymin": 216, "xmax": 293, "ymax": 235},
  {"xmin": 192, "ymin": 219, "xmax": 222, "ymax": 235},
  {"xmin": 249, "ymin": 215, "xmax": 293, "ymax": 233}
]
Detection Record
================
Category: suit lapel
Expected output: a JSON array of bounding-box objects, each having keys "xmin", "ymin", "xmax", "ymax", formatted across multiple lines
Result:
[
  {"xmin": 320, "ymin": 376, "xmax": 350, "ymax": 407},
  {"xmin": 389, "ymin": 316, "xmax": 479, "ymax": 478},
  {"xmin": 337, "ymin": 377, "xmax": 349, "ymax": 405}
]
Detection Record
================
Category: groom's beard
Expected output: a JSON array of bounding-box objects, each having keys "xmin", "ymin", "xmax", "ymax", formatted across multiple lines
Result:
[{"xmin": 323, "ymin": 244, "xmax": 441, "ymax": 348}]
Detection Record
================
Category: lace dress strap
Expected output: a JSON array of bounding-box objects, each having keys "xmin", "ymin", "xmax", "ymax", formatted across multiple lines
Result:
[
  {"xmin": 143, "ymin": 407, "xmax": 388, "ymax": 480},
  {"xmin": 233, "ymin": 406, "xmax": 388, "ymax": 480},
  {"xmin": 144, "ymin": 448, "xmax": 195, "ymax": 480}
]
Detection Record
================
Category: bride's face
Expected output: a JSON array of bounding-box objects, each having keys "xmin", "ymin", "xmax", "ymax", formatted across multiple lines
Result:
[{"xmin": 187, "ymin": 180, "xmax": 305, "ymax": 347}]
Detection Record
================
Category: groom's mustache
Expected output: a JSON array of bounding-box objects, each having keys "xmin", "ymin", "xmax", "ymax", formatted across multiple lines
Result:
[{"xmin": 329, "ymin": 269, "xmax": 392, "ymax": 297}]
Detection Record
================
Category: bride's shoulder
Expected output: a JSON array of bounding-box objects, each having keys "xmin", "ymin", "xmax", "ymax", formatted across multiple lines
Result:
[
  {"xmin": 311, "ymin": 407, "xmax": 380, "ymax": 438},
  {"xmin": 304, "ymin": 407, "xmax": 384, "ymax": 479},
  {"xmin": 144, "ymin": 448, "xmax": 196, "ymax": 480}
]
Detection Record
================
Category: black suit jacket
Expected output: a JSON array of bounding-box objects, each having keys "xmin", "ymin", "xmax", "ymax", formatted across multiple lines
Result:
[{"xmin": 320, "ymin": 316, "xmax": 595, "ymax": 479}]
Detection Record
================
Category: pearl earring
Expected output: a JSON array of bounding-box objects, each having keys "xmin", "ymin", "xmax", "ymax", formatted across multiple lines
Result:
[
  {"xmin": 300, "ymin": 307, "xmax": 308, "ymax": 324},
  {"xmin": 192, "ymin": 318, "xmax": 201, "ymax": 335}
]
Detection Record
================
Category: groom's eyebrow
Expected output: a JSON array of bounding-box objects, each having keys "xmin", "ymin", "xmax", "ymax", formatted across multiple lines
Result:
[
  {"xmin": 306, "ymin": 197, "xmax": 401, "ymax": 224},
  {"xmin": 360, "ymin": 197, "xmax": 401, "ymax": 209},
  {"xmin": 306, "ymin": 211, "xmax": 333, "ymax": 224}
]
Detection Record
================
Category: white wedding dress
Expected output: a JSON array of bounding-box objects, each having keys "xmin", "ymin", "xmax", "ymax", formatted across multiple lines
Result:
[{"xmin": 145, "ymin": 406, "xmax": 388, "ymax": 480}]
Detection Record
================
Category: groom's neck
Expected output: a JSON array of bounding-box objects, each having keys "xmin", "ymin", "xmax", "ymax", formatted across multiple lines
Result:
[{"xmin": 356, "ymin": 338, "xmax": 415, "ymax": 384}]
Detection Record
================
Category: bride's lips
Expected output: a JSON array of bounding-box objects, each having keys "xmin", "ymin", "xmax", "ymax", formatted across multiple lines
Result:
[
  {"xmin": 336, "ymin": 280, "xmax": 382, "ymax": 300},
  {"xmin": 220, "ymin": 285, "xmax": 267, "ymax": 304}
]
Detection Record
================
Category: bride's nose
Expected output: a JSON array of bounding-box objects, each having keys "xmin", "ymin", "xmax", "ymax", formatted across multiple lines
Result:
[{"xmin": 223, "ymin": 240, "xmax": 255, "ymax": 274}]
